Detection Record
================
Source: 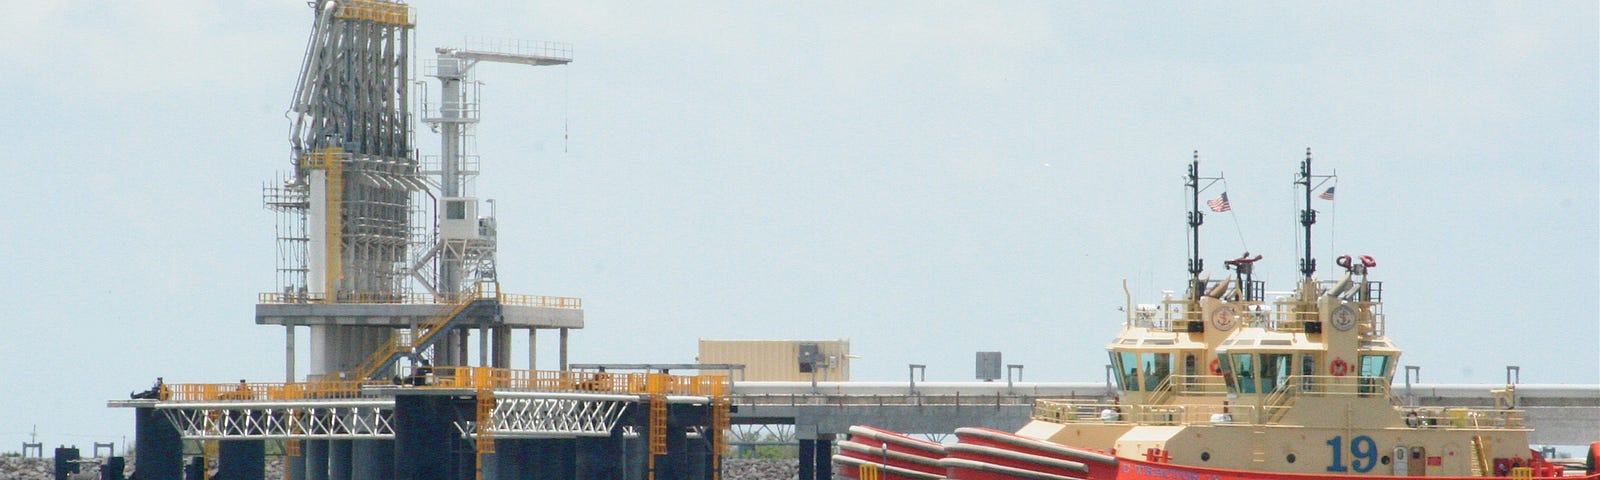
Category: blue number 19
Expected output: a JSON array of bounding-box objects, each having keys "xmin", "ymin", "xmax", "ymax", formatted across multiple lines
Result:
[{"xmin": 1327, "ymin": 435, "xmax": 1378, "ymax": 473}]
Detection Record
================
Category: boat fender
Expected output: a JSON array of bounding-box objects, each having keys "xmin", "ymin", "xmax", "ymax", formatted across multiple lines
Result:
[
  {"xmin": 1209, "ymin": 358, "xmax": 1223, "ymax": 375},
  {"xmin": 1360, "ymin": 255, "xmax": 1377, "ymax": 268},
  {"xmin": 1329, "ymin": 358, "xmax": 1350, "ymax": 377}
]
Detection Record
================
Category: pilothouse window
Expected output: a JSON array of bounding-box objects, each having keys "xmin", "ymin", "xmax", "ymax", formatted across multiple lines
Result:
[
  {"xmin": 1117, "ymin": 351, "xmax": 1140, "ymax": 391},
  {"xmin": 1144, "ymin": 353, "xmax": 1171, "ymax": 391},
  {"xmin": 1360, "ymin": 355, "xmax": 1391, "ymax": 378},
  {"xmin": 1359, "ymin": 354, "xmax": 1391, "ymax": 395},
  {"xmin": 1231, "ymin": 353, "xmax": 1256, "ymax": 394},
  {"xmin": 1259, "ymin": 354, "xmax": 1291, "ymax": 392}
]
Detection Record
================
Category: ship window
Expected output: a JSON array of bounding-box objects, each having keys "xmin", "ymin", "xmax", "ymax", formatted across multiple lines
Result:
[
  {"xmin": 1231, "ymin": 353, "xmax": 1257, "ymax": 394},
  {"xmin": 1118, "ymin": 351, "xmax": 1141, "ymax": 392},
  {"xmin": 1299, "ymin": 354, "xmax": 1317, "ymax": 391},
  {"xmin": 1359, "ymin": 354, "xmax": 1392, "ymax": 395},
  {"xmin": 1360, "ymin": 354, "xmax": 1391, "ymax": 378},
  {"xmin": 1259, "ymin": 354, "xmax": 1292, "ymax": 392},
  {"xmin": 1144, "ymin": 353, "xmax": 1171, "ymax": 391},
  {"xmin": 1217, "ymin": 354, "xmax": 1237, "ymax": 393}
]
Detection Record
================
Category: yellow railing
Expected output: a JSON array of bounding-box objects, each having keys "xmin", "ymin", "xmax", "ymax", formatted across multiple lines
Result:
[
  {"xmin": 160, "ymin": 380, "xmax": 376, "ymax": 402},
  {"xmin": 333, "ymin": 0, "xmax": 414, "ymax": 26},
  {"xmin": 157, "ymin": 368, "xmax": 731, "ymax": 403},
  {"xmin": 258, "ymin": 291, "xmax": 582, "ymax": 309}
]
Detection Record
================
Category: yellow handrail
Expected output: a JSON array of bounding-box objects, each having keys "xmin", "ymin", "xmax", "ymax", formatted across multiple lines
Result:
[
  {"xmin": 258, "ymin": 290, "xmax": 582, "ymax": 309},
  {"xmin": 158, "ymin": 368, "xmax": 732, "ymax": 403}
]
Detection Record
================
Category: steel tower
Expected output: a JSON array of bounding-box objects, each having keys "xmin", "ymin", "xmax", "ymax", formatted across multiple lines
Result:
[{"xmin": 260, "ymin": 0, "xmax": 581, "ymax": 383}]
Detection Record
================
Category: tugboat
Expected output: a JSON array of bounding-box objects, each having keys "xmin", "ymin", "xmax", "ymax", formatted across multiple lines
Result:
[{"xmin": 836, "ymin": 152, "xmax": 1600, "ymax": 480}]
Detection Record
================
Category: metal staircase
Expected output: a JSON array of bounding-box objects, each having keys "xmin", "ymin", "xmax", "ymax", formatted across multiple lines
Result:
[{"xmin": 349, "ymin": 282, "xmax": 499, "ymax": 380}]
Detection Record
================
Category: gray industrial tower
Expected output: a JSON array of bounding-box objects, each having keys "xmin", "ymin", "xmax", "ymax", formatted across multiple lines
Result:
[{"xmin": 259, "ymin": 0, "xmax": 579, "ymax": 383}]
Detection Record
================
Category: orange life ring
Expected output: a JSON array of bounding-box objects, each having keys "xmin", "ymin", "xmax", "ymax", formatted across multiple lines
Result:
[
  {"xmin": 1210, "ymin": 359, "xmax": 1222, "ymax": 375},
  {"xmin": 1330, "ymin": 358, "xmax": 1350, "ymax": 377},
  {"xmin": 1360, "ymin": 255, "xmax": 1377, "ymax": 268},
  {"xmin": 1336, "ymin": 255, "xmax": 1353, "ymax": 269}
]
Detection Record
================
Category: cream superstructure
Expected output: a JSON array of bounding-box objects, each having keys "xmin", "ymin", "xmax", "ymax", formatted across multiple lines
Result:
[{"xmin": 1017, "ymin": 155, "xmax": 1534, "ymax": 477}]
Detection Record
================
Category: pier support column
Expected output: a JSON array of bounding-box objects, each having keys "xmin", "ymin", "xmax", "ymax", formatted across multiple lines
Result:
[
  {"xmin": 328, "ymin": 440, "xmax": 352, "ymax": 480},
  {"xmin": 492, "ymin": 439, "xmax": 524, "ymax": 479},
  {"xmin": 798, "ymin": 439, "xmax": 816, "ymax": 480},
  {"xmin": 494, "ymin": 326, "xmax": 512, "ymax": 368},
  {"xmin": 286, "ymin": 442, "xmax": 305, "ymax": 480},
  {"xmin": 576, "ymin": 427, "xmax": 625, "ymax": 480},
  {"xmin": 286, "ymin": 325, "xmax": 296, "ymax": 382},
  {"xmin": 304, "ymin": 440, "xmax": 329, "ymax": 480},
  {"xmin": 558, "ymin": 328, "xmax": 569, "ymax": 370},
  {"xmin": 684, "ymin": 431, "xmax": 708, "ymax": 480},
  {"xmin": 395, "ymin": 394, "xmax": 458, "ymax": 479},
  {"xmin": 532, "ymin": 438, "xmax": 576, "ymax": 480},
  {"xmin": 133, "ymin": 406, "xmax": 182, "ymax": 480},
  {"xmin": 350, "ymin": 440, "xmax": 392, "ymax": 480},
  {"xmin": 815, "ymin": 435, "xmax": 833, "ymax": 480},
  {"xmin": 217, "ymin": 440, "xmax": 266, "ymax": 480}
]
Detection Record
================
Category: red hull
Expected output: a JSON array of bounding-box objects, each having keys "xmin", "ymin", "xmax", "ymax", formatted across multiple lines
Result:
[
  {"xmin": 842, "ymin": 425, "xmax": 1600, "ymax": 480},
  {"xmin": 1115, "ymin": 456, "xmax": 1600, "ymax": 480}
]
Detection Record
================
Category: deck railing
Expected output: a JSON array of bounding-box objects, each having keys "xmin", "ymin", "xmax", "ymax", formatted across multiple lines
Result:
[{"xmin": 154, "ymin": 367, "xmax": 729, "ymax": 402}]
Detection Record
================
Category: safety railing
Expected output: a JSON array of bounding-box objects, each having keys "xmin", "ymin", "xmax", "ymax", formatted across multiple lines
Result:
[
  {"xmin": 405, "ymin": 367, "xmax": 730, "ymax": 397},
  {"xmin": 1170, "ymin": 374, "xmax": 1230, "ymax": 395},
  {"xmin": 333, "ymin": 0, "xmax": 414, "ymax": 27},
  {"xmin": 1033, "ymin": 399, "xmax": 1256, "ymax": 426},
  {"xmin": 461, "ymin": 37, "xmax": 573, "ymax": 62},
  {"xmin": 1398, "ymin": 406, "xmax": 1526, "ymax": 430},
  {"xmin": 154, "ymin": 368, "xmax": 731, "ymax": 403},
  {"xmin": 160, "ymin": 380, "xmax": 376, "ymax": 402},
  {"xmin": 1132, "ymin": 293, "xmax": 1386, "ymax": 336},
  {"xmin": 258, "ymin": 290, "xmax": 581, "ymax": 309}
]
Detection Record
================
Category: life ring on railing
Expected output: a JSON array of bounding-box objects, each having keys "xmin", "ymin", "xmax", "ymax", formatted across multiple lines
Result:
[
  {"xmin": 1330, "ymin": 358, "xmax": 1350, "ymax": 377},
  {"xmin": 1210, "ymin": 358, "xmax": 1223, "ymax": 375}
]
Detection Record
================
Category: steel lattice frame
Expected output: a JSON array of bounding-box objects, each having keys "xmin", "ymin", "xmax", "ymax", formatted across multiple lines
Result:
[
  {"xmin": 157, "ymin": 401, "xmax": 394, "ymax": 440},
  {"xmin": 153, "ymin": 394, "xmax": 636, "ymax": 441}
]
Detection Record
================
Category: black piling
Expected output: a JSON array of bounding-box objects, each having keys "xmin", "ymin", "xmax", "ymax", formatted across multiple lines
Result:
[
  {"xmin": 217, "ymin": 440, "xmax": 266, "ymax": 480},
  {"xmin": 133, "ymin": 406, "xmax": 182, "ymax": 479}
]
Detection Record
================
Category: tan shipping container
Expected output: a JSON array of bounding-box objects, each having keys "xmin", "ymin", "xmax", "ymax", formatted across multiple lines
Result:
[{"xmin": 697, "ymin": 339, "xmax": 850, "ymax": 381}]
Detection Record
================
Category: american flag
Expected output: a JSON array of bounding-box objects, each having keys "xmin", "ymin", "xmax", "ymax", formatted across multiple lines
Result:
[
  {"xmin": 1319, "ymin": 186, "xmax": 1336, "ymax": 200},
  {"xmin": 1207, "ymin": 193, "xmax": 1231, "ymax": 212}
]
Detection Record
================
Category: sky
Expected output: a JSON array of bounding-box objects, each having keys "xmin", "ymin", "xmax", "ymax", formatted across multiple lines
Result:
[{"xmin": 1, "ymin": 0, "xmax": 1595, "ymax": 452}]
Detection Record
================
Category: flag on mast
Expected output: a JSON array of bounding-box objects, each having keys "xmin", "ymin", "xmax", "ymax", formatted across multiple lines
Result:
[
  {"xmin": 1207, "ymin": 193, "xmax": 1231, "ymax": 212},
  {"xmin": 1319, "ymin": 186, "xmax": 1336, "ymax": 200}
]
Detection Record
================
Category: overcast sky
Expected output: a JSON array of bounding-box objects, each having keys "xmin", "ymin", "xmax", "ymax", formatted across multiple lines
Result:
[{"xmin": 2, "ymin": 1, "xmax": 1595, "ymax": 450}]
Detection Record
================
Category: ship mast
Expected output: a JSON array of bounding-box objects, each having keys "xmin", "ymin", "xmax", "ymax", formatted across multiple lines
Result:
[
  {"xmin": 1292, "ymin": 148, "xmax": 1318, "ymax": 280},
  {"xmin": 1185, "ymin": 152, "xmax": 1223, "ymax": 300},
  {"xmin": 1187, "ymin": 152, "xmax": 1203, "ymax": 283}
]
